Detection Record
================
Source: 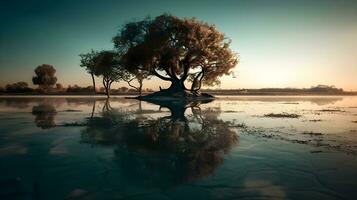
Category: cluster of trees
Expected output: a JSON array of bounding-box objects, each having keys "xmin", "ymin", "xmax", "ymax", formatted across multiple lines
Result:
[
  {"xmin": 4, "ymin": 82, "xmax": 33, "ymax": 93},
  {"xmin": 0, "ymin": 64, "xmax": 59, "ymax": 94},
  {"xmin": 80, "ymin": 14, "xmax": 238, "ymax": 98},
  {"xmin": 1, "ymin": 14, "xmax": 237, "ymax": 97},
  {"xmin": 66, "ymin": 85, "xmax": 94, "ymax": 93}
]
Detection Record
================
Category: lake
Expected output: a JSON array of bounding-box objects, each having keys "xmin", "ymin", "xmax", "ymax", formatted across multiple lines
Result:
[{"xmin": 0, "ymin": 96, "xmax": 357, "ymax": 200}]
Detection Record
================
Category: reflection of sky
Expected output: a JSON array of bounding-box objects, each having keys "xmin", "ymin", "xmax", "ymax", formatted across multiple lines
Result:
[
  {"xmin": 0, "ymin": 96, "xmax": 357, "ymax": 199},
  {"xmin": 1, "ymin": 0, "xmax": 357, "ymax": 90}
]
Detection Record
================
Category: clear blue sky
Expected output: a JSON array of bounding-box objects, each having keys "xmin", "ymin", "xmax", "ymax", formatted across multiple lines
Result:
[{"xmin": 1, "ymin": 0, "xmax": 357, "ymax": 90}]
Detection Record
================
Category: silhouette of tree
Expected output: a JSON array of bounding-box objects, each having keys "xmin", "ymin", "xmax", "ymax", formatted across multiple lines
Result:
[
  {"xmin": 93, "ymin": 50, "xmax": 129, "ymax": 98},
  {"xmin": 119, "ymin": 86, "xmax": 129, "ymax": 93},
  {"xmin": 55, "ymin": 83, "xmax": 64, "ymax": 91},
  {"xmin": 66, "ymin": 85, "xmax": 93, "ymax": 93},
  {"xmin": 32, "ymin": 64, "xmax": 57, "ymax": 92},
  {"xmin": 5, "ymin": 82, "xmax": 33, "ymax": 93},
  {"xmin": 79, "ymin": 50, "xmax": 99, "ymax": 93},
  {"xmin": 124, "ymin": 70, "xmax": 151, "ymax": 96},
  {"xmin": 113, "ymin": 14, "xmax": 238, "ymax": 97}
]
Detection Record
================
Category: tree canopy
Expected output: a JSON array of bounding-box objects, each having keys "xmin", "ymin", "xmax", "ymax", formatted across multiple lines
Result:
[
  {"xmin": 32, "ymin": 64, "xmax": 57, "ymax": 90},
  {"xmin": 93, "ymin": 50, "xmax": 129, "ymax": 97},
  {"xmin": 79, "ymin": 49, "xmax": 99, "ymax": 93},
  {"xmin": 113, "ymin": 14, "xmax": 238, "ymax": 96}
]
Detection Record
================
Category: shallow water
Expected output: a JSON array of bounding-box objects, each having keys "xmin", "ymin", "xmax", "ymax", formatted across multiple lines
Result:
[{"xmin": 0, "ymin": 96, "xmax": 357, "ymax": 200}]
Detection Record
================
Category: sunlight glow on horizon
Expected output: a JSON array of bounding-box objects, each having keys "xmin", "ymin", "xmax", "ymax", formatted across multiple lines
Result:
[{"xmin": 1, "ymin": 0, "xmax": 356, "ymax": 91}]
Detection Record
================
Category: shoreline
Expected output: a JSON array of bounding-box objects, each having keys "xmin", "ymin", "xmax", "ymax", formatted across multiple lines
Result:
[{"xmin": 0, "ymin": 93, "xmax": 356, "ymax": 98}]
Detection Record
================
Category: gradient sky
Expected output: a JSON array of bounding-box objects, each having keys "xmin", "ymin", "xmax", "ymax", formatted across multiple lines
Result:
[{"xmin": 1, "ymin": 0, "xmax": 357, "ymax": 90}]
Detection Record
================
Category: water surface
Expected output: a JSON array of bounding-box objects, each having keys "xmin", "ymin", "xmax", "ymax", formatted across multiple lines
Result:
[{"xmin": 1, "ymin": 96, "xmax": 357, "ymax": 200}]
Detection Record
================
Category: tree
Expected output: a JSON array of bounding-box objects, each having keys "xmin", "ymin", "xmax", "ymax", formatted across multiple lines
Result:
[
  {"xmin": 93, "ymin": 50, "xmax": 129, "ymax": 98},
  {"xmin": 113, "ymin": 14, "xmax": 238, "ymax": 97},
  {"xmin": 79, "ymin": 50, "xmax": 99, "ymax": 93},
  {"xmin": 5, "ymin": 82, "xmax": 33, "ymax": 93},
  {"xmin": 124, "ymin": 70, "xmax": 150, "ymax": 96},
  {"xmin": 55, "ymin": 83, "xmax": 64, "ymax": 91},
  {"xmin": 32, "ymin": 64, "xmax": 57, "ymax": 91},
  {"xmin": 119, "ymin": 86, "xmax": 129, "ymax": 93}
]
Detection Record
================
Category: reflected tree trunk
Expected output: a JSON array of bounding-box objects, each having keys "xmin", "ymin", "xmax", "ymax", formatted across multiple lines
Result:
[{"xmin": 91, "ymin": 99, "xmax": 96, "ymax": 118}]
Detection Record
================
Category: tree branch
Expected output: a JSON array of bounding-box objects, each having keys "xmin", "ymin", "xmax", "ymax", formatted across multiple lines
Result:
[
  {"xmin": 150, "ymin": 69, "xmax": 172, "ymax": 81},
  {"xmin": 126, "ymin": 78, "xmax": 140, "ymax": 91}
]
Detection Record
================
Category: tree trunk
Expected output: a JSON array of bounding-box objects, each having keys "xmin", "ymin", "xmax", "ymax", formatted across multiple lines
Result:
[
  {"xmin": 103, "ymin": 79, "xmax": 110, "ymax": 98},
  {"xmin": 91, "ymin": 73, "xmax": 96, "ymax": 94},
  {"xmin": 105, "ymin": 87, "xmax": 110, "ymax": 98},
  {"xmin": 167, "ymin": 79, "xmax": 187, "ymax": 94},
  {"xmin": 106, "ymin": 84, "xmax": 110, "ymax": 98},
  {"xmin": 138, "ymin": 79, "xmax": 143, "ymax": 96}
]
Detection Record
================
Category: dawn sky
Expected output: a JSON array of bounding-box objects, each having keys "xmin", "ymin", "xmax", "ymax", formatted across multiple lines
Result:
[{"xmin": 1, "ymin": 0, "xmax": 357, "ymax": 90}]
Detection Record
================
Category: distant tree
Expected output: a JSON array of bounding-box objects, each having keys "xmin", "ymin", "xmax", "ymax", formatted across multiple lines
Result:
[
  {"xmin": 66, "ymin": 85, "xmax": 93, "ymax": 93},
  {"xmin": 5, "ymin": 82, "xmax": 33, "ymax": 93},
  {"xmin": 124, "ymin": 70, "xmax": 151, "ymax": 96},
  {"xmin": 32, "ymin": 64, "xmax": 57, "ymax": 91},
  {"xmin": 127, "ymin": 88, "xmax": 137, "ymax": 93},
  {"xmin": 0, "ymin": 86, "xmax": 4, "ymax": 93},
  {"xmin": 55, "ymin": 83, "xmax": 64, "ymax": 91},
  {"xmin": 99, "ymin": 87, "xmax": 105, "ymax": 93},
  {"xmin": 309, "ymin": 85, "xmax": 343, "ymax": 93},
  {"xmin": 114, "ymin": 14, "xmax": 238, "ymax": 96},
  {"xmin": 119, "ymin": 86, "xmax": 129, "ymax": 93},
  {"xmin": 79, "ymin": 50, "xmax": 99, "ymax": 93},
  {"xmin": 93, "ymin": 50, "xmax": 129, "ymax": 98}
]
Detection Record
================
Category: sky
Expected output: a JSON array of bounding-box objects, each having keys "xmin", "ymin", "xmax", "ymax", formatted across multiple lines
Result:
[{"xmin": 1, "ymin": 0, "xmax": 357, "ymax": 91}]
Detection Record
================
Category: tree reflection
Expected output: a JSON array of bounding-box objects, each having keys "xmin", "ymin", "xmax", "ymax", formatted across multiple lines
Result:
[
  {"xmin": 81, "ymin": 99, "xmax": 238, "ymax": 186},
  {"xmin": 31, "ymin": 103, "xmax": 57, "ymax": 129}
]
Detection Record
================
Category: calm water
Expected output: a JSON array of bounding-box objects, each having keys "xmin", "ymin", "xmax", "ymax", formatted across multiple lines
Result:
[{"xmin": 0, "ymin": 96, "xmax": 357, "ymax": 200}]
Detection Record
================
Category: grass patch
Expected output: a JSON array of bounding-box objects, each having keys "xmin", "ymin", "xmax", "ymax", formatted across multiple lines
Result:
[
  {"xmin": 302, "ymin": 131, "xmax": 323, "ymax": 136},
  {"xmin": 309, "ymin": 119, "xmax": 323, "ymax": 122},
  {"xmin": 229, "ymin": 123, "xmax": 247, "ymax": 128},
  {"xmin": 263, "ymin": 112, "xmax": 301, "ymax": 118},
  {"xmin": 318, "ymin": 109, "xmax": 345, "ymax": 112},
  {"xmin": 59, "ymin": 122, "xmax": 87, "ymax": 127},
  {"xmin": 60, "ymin": 109, "xmax": 82, "ymax": 112}
]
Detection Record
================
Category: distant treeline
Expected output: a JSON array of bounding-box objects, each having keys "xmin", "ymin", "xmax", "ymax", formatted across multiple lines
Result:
[
  {"xmin": 0, "ymin": 82, "xmax": 153, "ymax": 95},
  {"xmin": 202, "ymin": 85, "xmax": 357, "ymax": 95},
  {"xmin": 1, "ymin": 83, "xmax": 356, "ymax": 95}
]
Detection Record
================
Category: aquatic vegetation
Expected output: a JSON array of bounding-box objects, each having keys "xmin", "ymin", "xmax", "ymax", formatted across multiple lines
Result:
[
  {"xmin": 59, "ymin": 109, "xmax": 82, "ymax": 112},
  {"xmin": 309, "ymin": 119, "xmax": 323, "ymax": 122},
  {"xmin": 59, "ymin": 122, "xmax": 87, "ymax": 127},
  {"xmin": 318, "ymin": 109, "xmax": 346, "ymax": 112},
  {"xmin": 263, "ymin": 112, "xmax": 301, "ymax": 118},
  {"xmin": 302, "ymin": 131, "xmax": 323, "ymax": 136}
]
